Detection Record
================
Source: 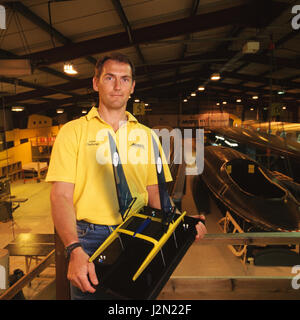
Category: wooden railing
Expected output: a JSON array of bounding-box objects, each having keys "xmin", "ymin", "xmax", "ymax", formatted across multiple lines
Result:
[
  {"xmin": 195, "ymin": 231, "xmax": 300, "ymax": 246},
  {"xmin": 0, "ymin": 250, "xmax": 55, "ymax": 300}
]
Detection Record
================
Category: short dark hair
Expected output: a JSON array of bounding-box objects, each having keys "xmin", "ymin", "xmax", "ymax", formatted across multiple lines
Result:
[{"xmin": 94, "ymin": 52, "xmax": 135, "ymax": 80}]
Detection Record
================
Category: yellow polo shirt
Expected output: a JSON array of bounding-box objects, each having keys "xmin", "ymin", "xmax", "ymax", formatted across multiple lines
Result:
[{"xmin": 46, "ymin": 107, "xmax": 172, "ymax": 225}]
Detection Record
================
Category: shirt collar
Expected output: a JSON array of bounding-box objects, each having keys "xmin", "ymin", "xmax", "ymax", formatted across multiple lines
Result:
[{"xmin": 86, "ymin": 107, "xmax": 138, "ymax": 124}]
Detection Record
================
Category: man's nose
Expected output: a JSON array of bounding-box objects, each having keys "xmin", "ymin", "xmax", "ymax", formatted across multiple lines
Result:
[{"xmin": 114, "ymin": 78, "xmax": 121, "ymax": 90}]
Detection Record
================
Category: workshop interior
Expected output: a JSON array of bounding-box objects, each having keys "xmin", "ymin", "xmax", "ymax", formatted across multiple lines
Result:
[{"xmin": 1, "ymin": 0, "xmax": 300, "ymax": 300}]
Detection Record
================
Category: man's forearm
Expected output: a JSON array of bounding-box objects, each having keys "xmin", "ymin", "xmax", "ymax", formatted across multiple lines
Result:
[{"xmin": 50, "ymin": 185, "xmax": 78, "ymax": 247}]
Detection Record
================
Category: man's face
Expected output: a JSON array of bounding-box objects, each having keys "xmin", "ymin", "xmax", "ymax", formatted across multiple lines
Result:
[{"xmin": 93, "ymin": 59, "xmax": 135, "ymax": 110}]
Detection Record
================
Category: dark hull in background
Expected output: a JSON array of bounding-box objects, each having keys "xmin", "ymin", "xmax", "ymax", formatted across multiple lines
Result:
[
  {"xmin": 200, "ymin": 146, "xmax": 300, "ymax": 232},
  {"xmin": 206, "ymin": 127, "xmax": 300, "ymax": 183}
]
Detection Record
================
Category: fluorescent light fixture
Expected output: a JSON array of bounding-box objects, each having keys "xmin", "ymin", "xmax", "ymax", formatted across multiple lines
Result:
[
  {"xmin": 198, "ymin": 86, "xmax": 205, "ymax": 91},
  {"xmin": 225, "ymin": 139, "xmax": 238, "ymax": 147},
  {"xmin": 236, "ymin": 99, "xmax": 242, "ymax": 103},
  {"xmin": 134, "ymin": 99, "xmax": 140, "ymax": 103},
  {"xmin": 11, "ymin": 106, "xmax": 24, "ymax": 112},
  {"xmin": 64, "ymin": 63, "xmax": 78, "ymax": 75},
  {"xmin": 222, "ymin": 101, "xmax": 227, "ymax": 105},
  {"xmin": 191, "ymin": 92, "xmax": 196, "ymax": 96},
  {"xmin": 56, "ymin": 108, "xmax": 64, "ymax": 114},
  {"xmin": 252, "ymin": 95, "xmax": 258, "ymax": 100},
  {"xmin": 211, "ymin": 73, "xmax": 220, "ymax": 81}
]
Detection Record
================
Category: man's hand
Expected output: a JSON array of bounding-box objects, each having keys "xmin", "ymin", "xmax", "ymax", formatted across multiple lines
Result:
[
  {"xmin": 67, "ymin": 247, "xmax": 99, "ymax": 293},
  {"xmin": 193, "ymin": 214, "xmax": 207, "ymax": 240}
]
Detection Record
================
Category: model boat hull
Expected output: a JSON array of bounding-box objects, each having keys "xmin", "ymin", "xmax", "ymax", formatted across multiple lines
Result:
[{"xmin": 90, "ymin": 208, "xmax": 198, "ymax": 300}]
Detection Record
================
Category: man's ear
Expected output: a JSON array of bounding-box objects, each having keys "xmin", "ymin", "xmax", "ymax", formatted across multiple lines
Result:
[
  {"xmin": 130, "ymin": 80, "xmax": 136, "ymax": 94},
  {"xmin": 93, "ymin": 77, "xmax": 99, "ymax": 92}
]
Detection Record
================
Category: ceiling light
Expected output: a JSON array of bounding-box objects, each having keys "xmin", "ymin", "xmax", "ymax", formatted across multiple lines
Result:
[
  {"xmin": 252, "ymin": 95, "xmax": 258, "ymax": 100},
  {"xmin": 211, "ymin": 73, "xmax": 220, "ymax": 81},
  {"xmin": 56, "ymin": 108, "xmax": 64, "ymax": 114},
  {"xmin": 134, "ymin": 99, "xmax": 140, "ymax": 103},
  {"xmin": 183, "ymin": 99, "xmax": 188, "ymax": 102},
  {"xmin": 198, "ymin": 86, "xmax": 205, "ymax": 91},
  {"xmin": 11, "ymin": 106, "xmax": 24, "ymax": 112},
  {"xmin": 236, "ymin": 99, "xmax": 242, "ymax": 103},
  {"xmin": 222, "ymin": 101, "xmax": 227, "ymax": 105},
  {"xmin": 191, "ymin": 92, "xmax": 196, "ymax": 97},
  {"xmin": 250, "ymin": 107, "xmax": 254, "ymax": 111},
  {"xmin": 282, "ymin": 106, "xmax": 287, "ymax": 110},
  {"xmin": 216, "ymin": 102, "xmax": 220, "ymax": 106},
  {"xmin": 278, "ymin": 90, "xmax": 285, "ymax": 95},
  {"xmin": 82, "ymin": 109, "xmax": 87, "ymax": 114},
  {"xmin": 64, "ymin": 63, "xmax": 78, "ymax": 75}
]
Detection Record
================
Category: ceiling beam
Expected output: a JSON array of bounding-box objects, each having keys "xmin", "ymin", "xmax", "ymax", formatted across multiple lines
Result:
[
  {"xmin": 3, "ymin": 49, "xmax": 233, "ymax": 104},
  {"xmin": 232, "ymin": 2, "xmax": 300, "ymax": 78},
  {"xmin": 174, "ymin": 0, "xmax": 200, "ymax": 83},
  {"xmin": 110, "ymin": 0, "xmax": 151, "ymax": 83},
  {"xmin": 5, "ymin": 1, "xmax": 97, "ymax": 65},
  {"xmin": 136, "ymin": 74, "xmax": 300, "ymax": 101},
  {"xmin": 4, "ymin": 77, "xmax": 92, "ymax": 104},
  {"xmin": 24, "ymin": 3, "xmax": 264, "ymax": 67},
  {"xmin": 6, "ymin": 47, "xmax": 300, "ymax": 106}
]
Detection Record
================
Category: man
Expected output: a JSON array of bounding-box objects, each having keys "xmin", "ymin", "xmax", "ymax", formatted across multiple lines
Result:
[{"xmin": 46, "ymin": 53, "xmax": 206, "ymax": 300}]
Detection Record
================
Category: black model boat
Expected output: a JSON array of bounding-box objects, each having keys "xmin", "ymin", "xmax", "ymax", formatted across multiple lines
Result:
[
  {"xmin": 206, "ymin": 126, "xmax": 300, "ymax": 184},
  {"xmin": 89, "ymin": 132, "xmax": 198, "ymax": 300},
  {"xmin": 201, "ymin": 146, "xmax": 300, "ymax": 232},
  {"xmin": 207, "ymin": 126, "xmax": 300, "ymax": 159}
]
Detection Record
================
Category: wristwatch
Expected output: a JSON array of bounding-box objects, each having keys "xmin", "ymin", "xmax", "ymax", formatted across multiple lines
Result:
[{"xmin": 65, "ymin": 242, "xmax": 82, "ymax": 260}]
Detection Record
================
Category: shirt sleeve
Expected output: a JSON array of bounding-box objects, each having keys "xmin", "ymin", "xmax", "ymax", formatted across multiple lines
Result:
[{"xmin": 45, "ymin": 122, "xmax": 79, "ymax": 183}]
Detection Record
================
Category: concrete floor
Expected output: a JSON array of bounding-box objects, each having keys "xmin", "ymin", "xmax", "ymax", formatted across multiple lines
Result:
[
  {"xmin": 0, "ymin": 175, "xmax": 296, "ymax": 300},
  {"xmin": 0, "ymin": 179, "xmax": 55, "ymax": 299}
]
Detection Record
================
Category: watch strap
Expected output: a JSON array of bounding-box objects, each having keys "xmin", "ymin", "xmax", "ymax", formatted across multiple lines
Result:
[{"xmin": 65, "ymin": 242, "xmax": 82, "ymax": 260}]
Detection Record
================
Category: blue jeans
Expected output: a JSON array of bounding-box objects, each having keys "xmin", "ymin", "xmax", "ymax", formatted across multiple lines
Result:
[{"xmin": 70, "ymin": 220, "xmax": 117, "ymax": 300}]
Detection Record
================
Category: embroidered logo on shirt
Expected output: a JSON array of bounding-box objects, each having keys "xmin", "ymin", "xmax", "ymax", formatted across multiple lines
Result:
[{"xmin": 87, "ymin": 140, "xmax": 100, "ymax": 146}]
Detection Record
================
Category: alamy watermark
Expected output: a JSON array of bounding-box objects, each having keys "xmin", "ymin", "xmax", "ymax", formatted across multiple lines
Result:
[
  {"xmin": 291, "ymin": 265, "xmax": 300, "ymax": 289},
  {"xmin": 291, "ymin": 5, "xmax": 300, "ymax": 30},
  {"xmin": 94, "ymin": 126, "xmax": 204, "ymax": 175},
  {"xmin": 0, "ymin": 5, "xmax": 5, "ymax": 30}
]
